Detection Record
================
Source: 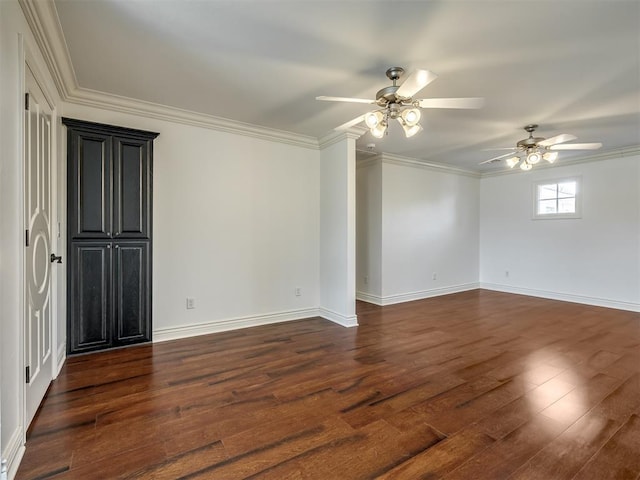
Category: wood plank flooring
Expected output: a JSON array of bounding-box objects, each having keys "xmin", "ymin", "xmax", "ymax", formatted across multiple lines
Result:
[{"xmin": 16, "ymin": 290, "xmax": 640, "ymax": 479}]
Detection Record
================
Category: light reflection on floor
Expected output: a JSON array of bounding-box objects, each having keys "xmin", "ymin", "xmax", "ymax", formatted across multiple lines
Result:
[{"xmin": 523, "ymin": 351, "xmax": 587, "ymax": 428}]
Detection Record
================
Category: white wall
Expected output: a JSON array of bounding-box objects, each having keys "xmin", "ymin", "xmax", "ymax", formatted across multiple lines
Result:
[
  {"xmin": 480, "ymin": 155, "xmax": 640, "ymax": 310},
  {"xmin": 356, "ymin": 157, "xmax": 480, "ymax": 305},
  {"xmin": 318, "ymin": 135, "xmax": 358, "ymax": 326},
  {"xmin": 356, "ymin": 159, "xmax": 382, "ymax": 299},
  {"xmin": 63, "ymin": 103, "xmax": 321, "ymax": 340},
  {"xmin": 0, "ymin": 1, "xmax": 22, "ymax": 469}
]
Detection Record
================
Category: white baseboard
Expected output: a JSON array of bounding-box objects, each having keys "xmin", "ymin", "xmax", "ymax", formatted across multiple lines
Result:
[
  {"xmin": 357, "ymin": 282, "xmax": 480, "ymax": 306},
  {"xmin": 319, "ymin": 307, "xmax": 358, "ymax": 327},
  {"xmin": 3, "ymin": 426, "xmax": 24, "ymax": 480},
  {"xmin": 55, "ymin": 342, "xmax": 66, "ymax": 378},
  {"xmin": 153, "ymin": 308, "xmax": 323, "ymax": 342},
  {"xmin": 355, "ymin": 292, "xmax": 384, "ymax": 305},
  {"xmin": 481, "ymin": 283, "xmax": 640, "ymax": 312}
]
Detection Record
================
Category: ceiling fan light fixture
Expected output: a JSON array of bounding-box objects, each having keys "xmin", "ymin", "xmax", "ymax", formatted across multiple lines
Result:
[
  {"xmin": 506, "ymin": 156, "xmax": 520, "ymax": 168},
  {"xmin": 320, "ymin": 66, "xmax": 482, "ymax": 140},
  {"xmin": 543, "ymin": 151, "xmax": 558, "ymax": 163},
  {"xmin": 527, "ymin": 150, "xmax": 542, "ymax": 164},
  {"xmin": 520, "ymin": 161, "xmax": 532, "ymax": 171},
  {"xmin": 371, "ymin": 122, "xmax": 387, "ymax": 138},
  {"xmin": 364, "ymin": 111, "xmax": 384, "ymax": 129},
  {"xmin": 401, "ymin": 108, "xmax": 421, "ymax": 126},
  {"xmin": 402, "ymin": 122, "xmax": 423, "ymax": 138},
  {"xmin": 482, "ymin": 125, "xmax": 602, "ymax": 172}
]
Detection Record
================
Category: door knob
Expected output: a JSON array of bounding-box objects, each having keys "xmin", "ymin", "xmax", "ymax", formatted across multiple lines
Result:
[{"xmin": 50, "ymin": 253, "xmax": 62, "ymax": 264}]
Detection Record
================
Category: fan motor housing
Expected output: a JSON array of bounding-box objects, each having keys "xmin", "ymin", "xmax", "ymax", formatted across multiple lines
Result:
[
  {"xmin": 376, "ymin": 85, "xmax": 400, "ymax": 105},
  {"xmin": 517, "ymin": 136, "xmax": 544, "ymax": 148}
]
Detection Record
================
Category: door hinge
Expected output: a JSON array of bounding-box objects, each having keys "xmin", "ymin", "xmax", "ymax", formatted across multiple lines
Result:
[
  {"xmin": 25, "ymin": 92, "xmax": 29, "ymax": 110},
  {"xmin": 26, "ymin": 366, "xmax": 31, "ymax": 384},
  {"xmin": 25, "ymin": 229, "xmax": 29, "ymax": 247}
]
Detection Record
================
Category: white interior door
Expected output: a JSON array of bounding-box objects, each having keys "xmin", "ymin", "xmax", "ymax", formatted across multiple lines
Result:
[{"xmin": 24, "ymin": 64, "xmax": 54, "ymax": 427}]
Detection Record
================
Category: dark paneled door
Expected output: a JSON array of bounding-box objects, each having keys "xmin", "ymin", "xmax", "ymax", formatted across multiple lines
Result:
[
  {"xmin": 113, "ymin": 136, "xmax": 151, "ymax": 239},
  {"xmin": 64, "ymin": 118, "xmax": 158, "ymax": 355},
  {"xmin": 113, "ymin": 242, "xmax": 150, "ymax": 345},
  {"xmin": 68, "ymin": 130, "xmax": 112, "ymax": 239},
  {"xmin": 69, "ymin": 242, "xmax": 112, "ymax": 352}
]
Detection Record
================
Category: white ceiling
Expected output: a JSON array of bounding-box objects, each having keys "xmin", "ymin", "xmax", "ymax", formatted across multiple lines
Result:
[{"xmin": 53, "ymin": 0, "xmax": 640, "ymax": 172}]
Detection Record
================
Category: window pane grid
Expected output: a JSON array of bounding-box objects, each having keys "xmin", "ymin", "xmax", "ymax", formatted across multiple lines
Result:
[
  {"xmin": 558, "ymin": 182, "xmax": 576, "ymax": 195},
  {"xmin": 535, "ymin": 179, "xmax": 578, "ymax": 218},
  {"xmin": 538, "ymin": 184, "xmax": 557, "ymax": 200}
]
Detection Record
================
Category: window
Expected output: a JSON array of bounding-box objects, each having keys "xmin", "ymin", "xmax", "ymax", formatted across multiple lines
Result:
[{"xmin": 533, "ymin": 177, "xmax": 581, "ymax": 219}]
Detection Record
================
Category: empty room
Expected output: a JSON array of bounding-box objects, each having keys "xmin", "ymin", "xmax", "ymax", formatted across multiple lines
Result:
[{"xmin": 1, "ymin": 1, "xmax": 639, "ymax": 479}]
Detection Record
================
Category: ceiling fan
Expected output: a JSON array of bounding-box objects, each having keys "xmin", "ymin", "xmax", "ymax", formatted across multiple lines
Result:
[
  {"xmin": 481, "ymin": 124, "xmax": 603, "ymax": 170},
  {"xmin": 317, "ymin": 67, "xmax": 483, "ymax": 138}
]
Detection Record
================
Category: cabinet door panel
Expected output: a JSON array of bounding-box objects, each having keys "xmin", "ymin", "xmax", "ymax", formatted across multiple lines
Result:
[
  {"xmin": 113, "ymin": 137, "xmax": 150, "ymax": 239},
  {"xmin": 69, "ymin": 242, "xmax": 112, "ymax": 353},
  {"xmin": 68, "ymin": 131, "xmax": 112, "ymax": 239},
  {"xmin": 114, "ymin": 242, "xmax": 150, "ymax": 344}
]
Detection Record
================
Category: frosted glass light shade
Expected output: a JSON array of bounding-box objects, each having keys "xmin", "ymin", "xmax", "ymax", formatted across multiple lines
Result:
[
  {"xmin": 506, "ymin": 157, "xmax": 520, "ymax": 168},
  {"xmin": 401, "ymin": 108, "xmax": 421, "ymax": 126},
  {"xmin": 520, "ymin": 161, "xmax": 532, "ymax": 171},
  {"xmin": 402, "ymin": 123, "xmax": 423, "ymax": 138},
  {"xmin": 365, "ymin": 111, "xmax": 383, "ymax": 129},
  {"xmin": 527, "ymin": 151, "xmax": 542, "ymax": 164},
  {"xmin": 371, "ymin": 123, "xmax": 387, "ymax": 138}
]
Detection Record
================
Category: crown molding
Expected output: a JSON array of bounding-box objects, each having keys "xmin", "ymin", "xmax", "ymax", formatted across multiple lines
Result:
[
  {"xmin": 19, "ymin": 0, "xmax": 76, "ymax": 99},
  {"xmin": 380, "ymin": 153, "xmax": 481, "ymax": 178},
  {"xmin": 318, "ymin": 128, "xmax": 365, "ymax": 150},
  {"xmin": 356, "ymin": 146, "xmax": 640, "ymax": 178},
  {"xmin": 20, "ymin": 0, "xmax": 320, "ymax": 150},
  {"xmin": 480, "ymin": 145, "xmax": 640, "ymax": 178},
  {"xmin": 66, "ymin": 87, "xmax": 320, "ymax": 149}
]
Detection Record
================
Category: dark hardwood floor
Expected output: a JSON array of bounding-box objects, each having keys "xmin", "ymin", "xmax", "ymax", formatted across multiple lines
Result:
[{"xmin": 17, "ymin": 290, "xmax": 640, "ymax": 479}]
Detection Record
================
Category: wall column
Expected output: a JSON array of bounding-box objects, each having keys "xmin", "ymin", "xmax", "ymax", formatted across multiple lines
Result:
[{"xmin": 318, "ymin": 131, "xmax": 361, "ymax": 326}]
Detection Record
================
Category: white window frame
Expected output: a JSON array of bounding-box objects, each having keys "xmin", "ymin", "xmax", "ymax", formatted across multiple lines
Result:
[{"xmin": 532, "ymin": 176, "xmax": 582, "ymax": 220}]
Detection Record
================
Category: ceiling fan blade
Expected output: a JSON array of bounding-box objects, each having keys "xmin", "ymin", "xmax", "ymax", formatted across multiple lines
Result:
[
  {"xmin": 396, "ymin": 69, "xmax": 438, "ymax": 98},
  {"xmin": 316, "ymin": 96, "xmax": 375, "ymax": 104},
  {"xmin": 416, "ymin": 97, "xmax": 484, "ymax": 109},
  {"xmin": 538, "ymin": 133, "xmax": 577, "ymax": 147},
  {"xmin": 549, "ymin": 142, "xmax": 603, "ymax": 150},
  {"xmin": 479, "ymin": 151, "xmax": 518, "ymax": 164},
  {"xmin": 334, "ymin": 114, "xmax": 366, "ymax": 131},
  {"xmin": 482, "ymin": 147, "xmax": 520, "ymax": 151}
]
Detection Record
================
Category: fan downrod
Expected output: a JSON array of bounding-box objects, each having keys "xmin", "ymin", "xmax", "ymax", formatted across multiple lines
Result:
[
  {"xmin": 375, "ymin": 67, "xmax": 407, "ymax": 106},
  {"xmin": 518, "ymin": 124, "xmax": 544, "ymax": 148},
  {"xmin": 385, "ymin": 67, "xmax": 405, "ymax": 83}
]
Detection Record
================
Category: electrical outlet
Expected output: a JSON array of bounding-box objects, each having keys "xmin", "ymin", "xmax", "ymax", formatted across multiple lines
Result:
[
  {"xmin": 505, "ymin": 270, "xmax": 510, "ymax": 278},
  {"xmin": 186, "ymin": 297, "xmax": 196, "ymax": 309},
  {"xmin": 364, "ymin": 276, "xmax": 369, "ymax": 285},
  {"xmin": 432, "ymin": 272, "xmax": 437, "ymax": 281},
  {"xmin": 295, "ymin": 287, "xmax": 301, "ymax": 297}
]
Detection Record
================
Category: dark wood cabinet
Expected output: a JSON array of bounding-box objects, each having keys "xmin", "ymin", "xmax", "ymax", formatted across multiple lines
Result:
[{"xmin": 64, "ymin": 118, "xmax": 158, "ymax": 354}]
